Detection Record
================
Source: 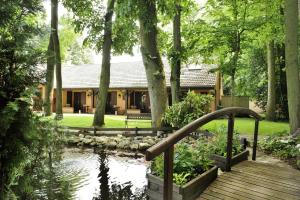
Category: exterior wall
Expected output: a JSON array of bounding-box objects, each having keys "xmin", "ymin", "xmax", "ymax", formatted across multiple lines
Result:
[
  {"xmin": 44, "ymin": 86, "xmax": 220, "ymax": 114},
  {"xmin": 86, "ymin": 89, "xmax": 93, "ymax": 109},
  {"xmin": 116, "ymin": 90, "xmax": 126, "ymax": 113},
  {"xmin": 38, "ymin": 84, "xmax": 46, "ymax": 100},
  {"xmin": 62, "ymin": 90, "xmax": 67, "ymax": 107},
  {"xmin": 192, "ymin": 89, "xmax": 216, "ymax": 111}
]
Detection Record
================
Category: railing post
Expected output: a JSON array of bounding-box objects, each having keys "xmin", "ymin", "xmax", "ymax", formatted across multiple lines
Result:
[
  {"xmin": 164, "ymin": 146, "xmax": 174, "ymax": 200},
  {"xmin": 252, "ymin": 119, "xmax": 259, "ymax": 161},
  {"xmin": 226, "ymin": 114, "xmax": 234, "ymax": 172}
]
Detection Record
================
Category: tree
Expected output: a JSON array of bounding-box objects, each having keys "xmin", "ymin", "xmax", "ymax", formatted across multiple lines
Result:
[
  {"xmin": 170, "ymin": 0, "xmax": 182, "ymax": 104},
  {"xmin": 44, "ymin": 35, "xmax": 55, "ymax": 116},
  {"xmin": 157, "ymin": 0, "xmax": 197, "ymax": 104},
  {"xmin": 51, "ymin": 0, "xmax": 63, "ymax": 119},
  {"xmin": 0, "ymin": 0, "xmax": 56, "ymax": 197},
  {"xmin": 93, "ymin": 0, "xmax": 116, "ymax": 126},
  {"xmin": 266, "ymin": 40, "xmax": 276, "ymax": 121},
  {"xmin": 184, "ymin": 0, "xmax": 264, "ymax": 105},
  {"xmin": 284, "ymin": 0, "xmax": 300, "ymax": 133},
  {"xmin": 138, "ymin": 0, "xmax": 169, "ymax": 128},
  {"xmin": 63, "ymin": 0, "xmax": 138, "ymax": 126}
]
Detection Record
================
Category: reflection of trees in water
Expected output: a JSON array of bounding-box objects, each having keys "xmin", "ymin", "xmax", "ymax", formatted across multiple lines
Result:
[
  {"xmin": 35, "ymin": 151, "xmax": 88, "ymax": 200},
  {"xmin": 93, "ymin": 151, "xmax": 148, "ymax": 200}
]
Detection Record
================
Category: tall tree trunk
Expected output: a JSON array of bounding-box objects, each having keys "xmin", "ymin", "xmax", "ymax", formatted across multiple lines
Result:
[
  {"xmin": 44, "ymin": 35, "xmax": 55, "ymax": 116},
  {"xmin": 51, "ymin": 0, "xmax": 63, "ymax": 120},
  {"xmin": 230, "ymin": 72, "xmax": 235, "ymax": 106},
  {"xmin": 284, "ymin": 0, "xmax": 300, "ymax": 133},
  {"xmin": 266, "ymin": 40, "xmax": 276, "ymax": 121},
  {"xmin": 93, "ymin": 0, "xmax": 115, "ymax": 127},
  {"xmin": 230, "ymin": 2, "xmax": 239, "ymax": 107},
  {"xmin": 277, "ymin": 43, "xmax": 289, "ymax": 120},
  {"xmin": 138, "ymin": 0, "xmax": 168, "ymax": 128},
  {"xmin": 170, "ymin": 1, "xmax": 181, "ymax": 104}
]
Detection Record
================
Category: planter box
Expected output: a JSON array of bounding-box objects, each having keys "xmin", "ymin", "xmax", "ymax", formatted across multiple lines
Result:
[
  {"xmin": 147, "ymin": 166, "xmax": 218, "ymax": 200},
  {"xmin": 211, "ymin": 149, "xmax": 249, "ymax": 171}
]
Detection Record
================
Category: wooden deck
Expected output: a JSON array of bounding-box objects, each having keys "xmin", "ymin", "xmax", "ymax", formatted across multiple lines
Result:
[{"xmin": 198, "ymin": 160, "xmax": 300, "ymax": 200}]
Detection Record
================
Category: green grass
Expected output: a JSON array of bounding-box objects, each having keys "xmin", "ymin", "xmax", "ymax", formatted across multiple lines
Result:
[
  {"xmin": 47, "ymin": 115, "xmax": 289, "ymax": 136},
  {"xmin": 52, "ymin": 115, "xmax": 152, "ymax": 128},
  {"xmin": 202, "ymin": 118, "xmax": 289, "ymax": 136}
]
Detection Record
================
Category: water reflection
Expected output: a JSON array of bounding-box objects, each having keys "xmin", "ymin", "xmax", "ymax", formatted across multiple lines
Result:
[
  {"xmin": 62, "ymin": 148, "xmax": 149, "ymax": 200},
  {"xmin": 93, "ymin": 150, "xmax": 148, "ymax": 200}
]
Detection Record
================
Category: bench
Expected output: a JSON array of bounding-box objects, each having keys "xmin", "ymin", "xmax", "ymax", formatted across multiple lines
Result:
[{"xmin": 125, "ymin": 113, "xmax": 152, "ymax": 128}]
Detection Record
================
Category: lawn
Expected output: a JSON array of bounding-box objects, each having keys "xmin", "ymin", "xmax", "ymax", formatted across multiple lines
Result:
[
  {"xmin": 202, "ymin": 118, "xmax": 289, "ymax": 136},
  {"xmin": 52, "ymin": 114, "xmax": 152, "ymax": 128},
  {"xmin": 49, "ymin": 115, "xmax": 289, "ymax": 136}
]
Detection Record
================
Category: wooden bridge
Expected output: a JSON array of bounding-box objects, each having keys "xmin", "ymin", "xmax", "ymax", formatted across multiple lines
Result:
[
  {"xmin": 199, "ymin": 160, "xmax": 300, "ymax": 200},
  {"xmin": 145, "ymin": 107, "xmax": 300, "ymax": 200}
]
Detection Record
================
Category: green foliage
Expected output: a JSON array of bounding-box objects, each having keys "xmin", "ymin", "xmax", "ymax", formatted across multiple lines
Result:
[
  {"xmin": 63, "ymin": 0, "xmax": 139, "ymax": 55},
  {"xmin": 1, "ymin": 3, "xmax": 45, "ymax": 196},
  {"xmin": 0, "ymin": 1, "xmax": 82, "ymax": 198},
  {"xmin": 173, "ymin": 173, "xmax": 192, "ymax": 186},
  {"xmin": 163, "ymin": 91, "xmax": 213, "ymax": 128},
  {"xmin": 259, "ymin": 135, "xmax": 300, "ymax": 160},
  {"xmin": 151, "ymin": 140, "xmax": 213, "ymax": 186},
  {"xmin": 207, "ymin": 125, "xmax": 243, "ymax": 157}
]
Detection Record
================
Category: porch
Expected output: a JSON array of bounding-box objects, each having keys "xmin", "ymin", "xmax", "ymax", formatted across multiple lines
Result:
[{"xmin": 52, "ymin": 88, "xmax": 151, "ymax": 115}]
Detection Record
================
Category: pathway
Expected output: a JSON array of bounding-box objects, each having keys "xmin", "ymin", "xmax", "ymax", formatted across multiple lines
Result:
[{"xmin": 198, "ymin": 160, "xmax": 300, "ymax": 200}]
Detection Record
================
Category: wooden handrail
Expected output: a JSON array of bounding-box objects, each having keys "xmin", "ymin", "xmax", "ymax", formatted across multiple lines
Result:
[
  {"xmin": 145, "ymin": 107, "xmax": 261, "ymax": 200},
  {"xmin": 146, "ymin": 107, "xmax": 261, "ymax": 161}
]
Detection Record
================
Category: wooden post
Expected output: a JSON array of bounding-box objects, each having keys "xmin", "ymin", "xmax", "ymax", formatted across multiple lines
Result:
[
  {"xmin": 164, "ymin": 146, "xmax": 174, "ymax": 200},
  {"xmin": 135, "ymin": 127, "xmax": 138, "ymax": 135},
  {"xmin": 252, "ymin": 119, "xmax": 259, "ymax": 161},
  {"xmin": 226, "ymin": 114, "xmax": 234, "ymax": 172}
]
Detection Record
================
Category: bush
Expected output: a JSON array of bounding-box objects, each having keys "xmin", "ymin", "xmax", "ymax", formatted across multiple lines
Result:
[
  {"xmin": 150, "ymin": 126, "xmax": 246, "ymax": 185},
  {"xmin": 151, "ymin": 141, "xmax": 213, "ymax": 186},
  {"xmin": 259, "ymin": 135, "xmax": 300, "ymax": 160},
  {"xmin": 207, "ymin": 125, "xmax": 243, "ymax": 157},
  {"xmin": 163, "ymin": 91, "xmax": 213, "ymax": 128}
]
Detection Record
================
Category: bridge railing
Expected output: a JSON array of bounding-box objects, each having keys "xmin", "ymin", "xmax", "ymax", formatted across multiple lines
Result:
[{"xmin": 145, "ymin": 107, "xmax": 262, "ymax": 200}]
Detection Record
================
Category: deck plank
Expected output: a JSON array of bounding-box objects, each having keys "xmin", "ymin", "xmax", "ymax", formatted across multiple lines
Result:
[{"xmin": 198, "ymin": 160, "xmax": 300, "ymax": 200}]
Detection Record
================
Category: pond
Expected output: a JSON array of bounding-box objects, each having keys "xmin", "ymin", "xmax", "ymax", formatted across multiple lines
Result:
[{"xmin": 61, "ymin": 148, "xmax": 149, "ymax": 199}]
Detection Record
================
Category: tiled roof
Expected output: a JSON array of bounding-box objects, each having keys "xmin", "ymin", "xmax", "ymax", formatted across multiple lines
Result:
[{"xmin": 54, "ymin": 60, "xmax": 216, "ymax": 89}]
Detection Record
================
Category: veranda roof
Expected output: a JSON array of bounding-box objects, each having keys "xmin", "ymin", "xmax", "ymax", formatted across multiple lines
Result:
[{"xmin": 53, "ymin": 60, "xmax": 216, "ymax": 89}]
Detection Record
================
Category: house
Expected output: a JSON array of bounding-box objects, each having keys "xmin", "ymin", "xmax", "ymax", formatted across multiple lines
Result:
[{"xmin": 39, "ymin": 60, "xmax": 221, "ymax": 114}]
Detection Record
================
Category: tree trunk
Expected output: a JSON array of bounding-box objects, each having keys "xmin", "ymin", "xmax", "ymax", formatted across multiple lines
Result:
[
  {"xmin": 230, "ymin": 72, "xmax": 235, "ymax": 106},
  {"xmin": 44, "ymin": 35, "xmax": 55, "ymax": 116},
  {"xmin": 138, "ymin": 0, "xmax": 168, "ymax": 128},
  {"xmin": 93, "ymin": 0, "xmax": 115, "ymax": 127},
  {"xmin": 266, "ymin": 40, "xmax": 276, "ymax": 121},
  {"xmin": 51, "ymin": 0, "xmax": 63, "ymax": 120},
  {"xmin": 230, "ymin": 1, "xmax": 239, "ymax": 107},
  {"xmin": 170, "ymin": 1, "xmax": 181, "ymax": 104},
  {"xmin": 284, "ymin": 0, "xmax": 300, "ymax": 133}
]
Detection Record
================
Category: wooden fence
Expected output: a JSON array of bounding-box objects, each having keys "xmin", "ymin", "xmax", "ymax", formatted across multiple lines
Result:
[{"xmin": 221, "ymin": 96, "xmax": 249, "ymax": 108}]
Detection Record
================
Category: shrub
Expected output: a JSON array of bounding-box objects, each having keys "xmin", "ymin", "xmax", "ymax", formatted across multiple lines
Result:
[
  {"xmin": 207, "ymin": 125, "xmax": 243, "ymax": 157},
  {"xmin": 163, "ymin": 91, "xmax": 213, "ymax": 128},
  {"xmin": 259, "ymin": 135, "xmax": 300, "ymax": 160},
  {"xmin": 151, "ymin": 141, "xmax": 213, "ymax": 186}
]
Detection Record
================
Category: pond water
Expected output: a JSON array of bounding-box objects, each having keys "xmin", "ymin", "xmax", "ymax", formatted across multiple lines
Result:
[{"xmin": 61, "ymin": 148, "xmax": 149, "ymax": 200}]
